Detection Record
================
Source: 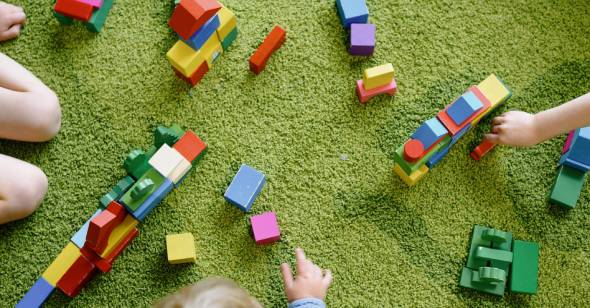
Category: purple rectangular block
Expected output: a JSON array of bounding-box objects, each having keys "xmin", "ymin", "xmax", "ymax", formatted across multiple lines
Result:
[
  {"xmin": 563, "ymin": 130, "xmax": 575, "ymax": 154},
  {"xmin": 78, "ymin": 0, "xmax": 103, "ymax": 8},
  {"xmin": 250, "ymin": 212, "xmax": 280, "ymax": 245},
  {"xmin": 350, "ymin": 23, "xmax": 375, "ymax": 56}
]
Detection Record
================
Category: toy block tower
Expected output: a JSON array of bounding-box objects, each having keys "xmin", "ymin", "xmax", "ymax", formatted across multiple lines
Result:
[
  {"xmin": 53, "ymin": 0, "xmax": 114, "ymax": 32},
  {"xmin": 336, "ymin": 0, "xmax": 374, "ymax": 56},
  {"xmin": 356, "ymin": 63, "xmax": 397, "ymax": 104},
  {"xmin": 166, "ymin": 0, "xmax": 238, "ymax": 86}
]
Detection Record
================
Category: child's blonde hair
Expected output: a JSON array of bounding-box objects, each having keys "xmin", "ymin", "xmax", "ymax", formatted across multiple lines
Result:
[{"xmin": 154, "ymin": 277, "xmax": 264, "ymax": 308}]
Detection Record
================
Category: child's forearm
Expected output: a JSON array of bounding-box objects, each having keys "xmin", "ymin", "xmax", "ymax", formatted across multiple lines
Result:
[
  {"xmin": 0, "ymin": 52, "xmax": 48, "ymax": 92},
  {"xmin": 534, "ymin": 92, "xmax": 590, "ymax": 141}
]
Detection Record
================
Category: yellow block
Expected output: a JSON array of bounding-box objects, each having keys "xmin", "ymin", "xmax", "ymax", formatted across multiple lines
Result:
[
  {"xmin": 363, "ymin": 63, "xmax": 395, "ymax": 90},
  {"xmin": 202, "ymin": 34, "xmax": 222, "ymax": 68},
  {"xmin": 166, "ymin": 233, "xmax": 196, "ymax": 264},
  {"xmin": 216, "ymin": 6, "xmax": 237, "ymax": 39},
  {"xmin": 393, "ymin": 163, "xmax": 429, "ymax": 186},
  {"xmin": 42, "ymin": 242, "xmax": 81, "ymax": 286},
  {"xmin": 472, "ymin": 74, "xmax": 511, "ymax": 125},
  {"xmin": 99, "ymin": 215, "xmax": 138, "ymax": 258},
  {"xmin": 166, "ymin": 40, "xmax": 206, "ymax": 78}
]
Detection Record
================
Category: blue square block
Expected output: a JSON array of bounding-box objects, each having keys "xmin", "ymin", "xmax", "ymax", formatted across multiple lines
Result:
[
  {"xmin": 447, "ymin": 91, "xmax": 483, "ymax": 126},
  {"xmin": 16, "ymin": 277, "xmax": 55, "ymax": 308},
  {"xmin": 563, "ymin": 127, "xmax": 590, "ymax": 168},
  {"xmin": 71, "ymin": 209, "xmax": 102, "ymax": 249},
  {"xmin": 132, "ymin": 179, "xmax": 174, "ymax": 221},
  {"xmin": 224, "ymin": 164, "xmax": 266, "ymax": 212},
  {"xmin": 336, "ymin": 0, "xmax": 369, "ymax": 29},
  {"xmin": 411, "ymin": 118, "xmax": 449, "ymax": 149},
  {"xmin": 182, "ymin": 15, "xmax": 220, "ymax": 51}
]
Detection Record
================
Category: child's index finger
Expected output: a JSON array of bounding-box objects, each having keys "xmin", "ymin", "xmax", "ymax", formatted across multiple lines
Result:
[{"xmin": 295, "ymin": 247, "xmax": 306, "ymax": 262}]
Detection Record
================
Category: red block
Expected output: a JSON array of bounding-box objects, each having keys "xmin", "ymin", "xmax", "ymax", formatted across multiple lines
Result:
[
  {"xmin": 85, "ymin": 201, "xmax": 126, "ymax": 254},
  {"xmin": 437, "ymin": 86, "xmax": 491, "ymax": 135},
  {"xmin": 79, "ymin": 228, "xmax": 138, "ymax": 273},
  {"xmin": 249, "ymin": 25, "xmax": 286, "ymax": 75},
  {"xmin": 168, "ymin": 0, "xmax": 222, "ymax": 40},
  {"xmin": 173, "ymin": 62, "xmax": 209, "ymax": 86},
  {"xmin": 173, "ymin": 130, "xmax": 207, "ymax": 162},
  {"xmin": 470, "ymin": 139, "xmax": 496, "ymax": 161},
  {"xmin": 57, "ymin": 255, "xmax": 97, "ymax": 297},
  {"xmin": 403, "ymin": 139, "xmax": 425, "ymax": 163},
  {"xmin": 54, "ymin": 0, "xmax": 94, "ymax": 21}
]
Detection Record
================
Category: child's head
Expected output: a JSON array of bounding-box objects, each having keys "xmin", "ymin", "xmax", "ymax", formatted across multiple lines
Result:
[{"xmin": 154, "ymin": 277, "xmax": 264, "ymax": 308}]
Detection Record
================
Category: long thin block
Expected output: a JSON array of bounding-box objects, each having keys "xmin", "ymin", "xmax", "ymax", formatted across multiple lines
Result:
[
  {"xmin": 549, "ymin": 164, "xmax": 586, "ymax": 208},
  {"xmin": 224, "ymin": 164, "xmax": 266, "ymax": 212},
  {"xmin": 363, "ymin": 63, "xmax": 394, "ymax": 90},
  {"xmin": 168, "ymin": 0, "xmax": 222, "ymax": 40},
  {"xmin": 183, "ymin": 15, "xmax": 220, "ymax": 51},
  {"xmin": 249, "ymin": 25, "xmax": 286, "ymax": 75},
  {"xmin": 510, "ymin": 240, "xmax": 539, "ymax": 294},
  {"xmin": 16, "ymin": 277, "xmax": 55, "ymax": 308},
  {"xmin": 54, "ymin": 0, "xmax": 94, "ymax": 21},
  {"xmin": 132, "ymin": 178, "xmax": 174, "ymax": 221},
  {"xmin": 166, "ymin": 233, "xmax": 196, "ymax": 264},
  {"xmin": 471, "ymin": 140, "xmax": 496, "ymax": 161},
  {"xmin": 356, "ymin": 79, "xmax": 397, "ymax": 104}
]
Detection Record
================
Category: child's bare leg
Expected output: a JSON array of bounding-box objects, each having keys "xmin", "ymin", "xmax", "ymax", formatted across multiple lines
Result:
[
  {"xmin": 0, "ymin": 154, "xmax": 48, "ymax": 224},
  {"xmin": 0, "ymin": 53, "xmax": 61, "ymax": 142}
]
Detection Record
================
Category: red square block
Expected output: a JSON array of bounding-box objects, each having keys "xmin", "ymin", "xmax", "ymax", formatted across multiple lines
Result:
[
  {"xmin": 250, "ymin": 212, "xmax": 280, "ymax": 245},
  {"xmin": 57, "ymin": 255, "xmax": 97, "ymax": 297},
  {"xmin": 168, "ymin": 0, "xmax": 222, "ymax": 40},
  {"xmin": 437, "ymin": 86, "xmax": 491, "ymax": 135},
  {"xmin": 249, "ymin": 25, "xmax": 286, "ymax": 75},
  {"xmin": 173, "ymin": 62, "xmax": 209, "ymax": 86},
  {"xmin": 173, "ymin": 130, "xmax": 207, "ymax": 162},
  {"xmin": 54, "ymin": 0, "xmax": 94, "ymax": 21}
]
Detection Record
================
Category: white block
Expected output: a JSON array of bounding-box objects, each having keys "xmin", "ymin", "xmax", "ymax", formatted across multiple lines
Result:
[
  {"xmin": 149, "ymin": 144, "xmax": 187, "ymax": 178},
  {"xmin": 169, "ymin": 159, "xmax": 192, "ymax": 185}
]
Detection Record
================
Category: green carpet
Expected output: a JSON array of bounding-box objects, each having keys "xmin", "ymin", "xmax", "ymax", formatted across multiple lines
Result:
[{"xmin": 2, "ymin": 0, "xmax": 590, "ymax": 306}]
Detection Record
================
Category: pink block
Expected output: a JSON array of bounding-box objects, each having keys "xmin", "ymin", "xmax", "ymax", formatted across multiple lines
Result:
[
  {"xmin": 562, "ymin": 130, "xmax": 575, "ymax": 154},
  {"xmin": 356, "ymin": 79, "xmax": 397, "ymax": 104},
  {"xmin": 77, "ymin": 0, "xmax": 103, "ymax": 8},
  {"xmin": 250, "ymin": 212, "xmax": 280, "ymax": 245}
]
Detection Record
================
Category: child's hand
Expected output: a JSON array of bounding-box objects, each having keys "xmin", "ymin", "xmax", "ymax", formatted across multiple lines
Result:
[
  {"xmin": 485, "ymin": 111, "xmax": 543, "ymax": 147},
  {"xmin": 280, "ymin": 247, "xmax": 333, "ymax": 303},
  {"xmin": 0, "ymin": 2, "xmax": 25, "ymax": 42}
]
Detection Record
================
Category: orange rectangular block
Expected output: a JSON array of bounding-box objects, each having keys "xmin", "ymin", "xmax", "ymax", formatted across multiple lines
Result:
[
  {"xmin": 173, "ymin": 62, "xmax": 209, "ymax": 86},
  {"xmin": 249, "ymin": 25, "xmax": 286, "ymax": 75},
  {"xmin": 54, "ymin": 0, "xmax": 94, "ymax": 21},
  {"xmin": 471, "ymin": 140, "xmax": 496, "ymax": 161}
]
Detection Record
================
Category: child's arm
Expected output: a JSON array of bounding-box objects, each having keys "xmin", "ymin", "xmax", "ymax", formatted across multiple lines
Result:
[
  {"xmin": 280, "ymin": 248, "xmax": 333, "ymax": 308},
  {"xmin": 485, "ymin": 92, "xmax": 590, "ymax": 147},
  {"xmin": 0, "ymin": 2, "xmax": 25, "ymax": 41}
]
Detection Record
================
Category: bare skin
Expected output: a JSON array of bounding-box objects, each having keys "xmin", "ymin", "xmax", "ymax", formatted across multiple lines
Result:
[{"xmin": 280, "ymin": 247, "xmax": 333, "ymax": 303}]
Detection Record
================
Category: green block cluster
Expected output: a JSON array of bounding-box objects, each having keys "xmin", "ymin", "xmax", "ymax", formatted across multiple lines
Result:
[
  {"xmin": 549, "ymin": 164, "xmax": 586, "ymax": 208},
  {"xmin": 155, "ymin": 124, "xmax": 185, "ymax": 148},
  {"xmin": 99, "ymin": 176, "xmax": 135, "ymax": 208}
]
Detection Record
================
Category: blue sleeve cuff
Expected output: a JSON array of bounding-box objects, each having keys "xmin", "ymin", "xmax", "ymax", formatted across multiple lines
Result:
[{"xmin": 288, "ymin": 298, "xmax": 326, "ymax": 308}]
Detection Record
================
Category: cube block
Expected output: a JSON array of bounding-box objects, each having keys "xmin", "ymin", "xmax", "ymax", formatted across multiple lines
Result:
[
  {"xmin": 57, "ymin": 255, "xmax": 97, "ymax": 297},
  {"xmin": 250, "ymin": 212, "xmax": 281, "ymax": 244},
  {"xmin": 148, "ymin": 144, "xmax": 188, "ymax": 179},
  {"xmin": 363, "ymin": 63, "xmax": 394, "ymax": 90},
  {"xmin": 349, "ymin": 23, "xmax": 375, "ymax": 56},
  {"xmin": 472, "ymin": 74, "xmax": 511, "ymax": 124},
  {"xmin": 173, "ymin": 130, "xmax": 208, "ymax": 163},
  {"xmin": 85, "ymin": 0, "xmax": 113, "ymax": 32},
  {"xmin": 356, "ymin": 79, "xmax": 397, "ymax": 104},
  {"xmin": 336, "ymin": 0, "xmax": 369, "ymax": 29},
  {"xmin": 166, "ymin": 233, "xmax": 196, "ymax": 264},
  {"xmin": 224, "ymin": 164, "xmax": 266, "ymax": 212},
  {"xmin": 549, "ymin": 164, "xmax": 586, "ymax": 209},
  {"xmin": 249, "ymin": 25, "xmax": 286, "ymax": 74}
]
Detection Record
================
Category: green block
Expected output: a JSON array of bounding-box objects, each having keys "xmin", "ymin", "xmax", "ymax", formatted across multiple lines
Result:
[
  {"xmin": 85, "ymin": 0, "xmax": 113, "ymax": 33},
  {"xmin": 221, "ymin": 27, "xmax": 238, "ymax": 51},
  {"xmin": 549, "ymin": 164, "xmax": 586, "ymax": 209},
  {"xmin": 155, "ymin": 124, "xmax": 185, "ymax": 148},
  {"xmin": 393, "ymin": 136, "xmax": 451, "ymax": 174},
  {"xmin": 459, "ymin": 267, "xmax": 505, "ymax": 296},
  {"xmin": 120, "ymin": 168, "xmax": 165, "ymax": 211},
  {"xmin": 476, "ymin": 267, "xmax": 506, "ymax": 283},
  {"xmin": 54, "ymin": 11, "xmax": 74, "ymax": 25},
  {"xmin": 124, "ymin": 149, "xmax": 151, "ymax": 180},
  {"xmin": 466, "ymin": 225, "xmax": 513, "ymax": 270},
  {"xmin": 510, "ymin": 240, "xmax": 539, "ymax": 294},
  {"xmin": 475, "ymin": 246, "xmax": 513, "ymax": 272},
  {"xmin": 174, "ymin": 0, "xmax": 180, "ymax": 5},
  {"xmin": 99, "ymin": 176, "xmax": 136, "ymax": 208},
  {"xmin": 99, "ymin": 191, "xmax": 118, "ymax": 208}
]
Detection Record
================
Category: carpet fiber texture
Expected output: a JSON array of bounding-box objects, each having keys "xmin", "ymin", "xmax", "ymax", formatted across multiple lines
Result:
[{"xmin": 2, "ymin": 0, "xmax": 590, "ymax": 306}]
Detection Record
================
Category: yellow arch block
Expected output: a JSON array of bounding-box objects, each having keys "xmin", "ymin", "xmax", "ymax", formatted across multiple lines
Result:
[{"xmin": 99, "ymin": 214, "xmax": 138, "ymax": 258}]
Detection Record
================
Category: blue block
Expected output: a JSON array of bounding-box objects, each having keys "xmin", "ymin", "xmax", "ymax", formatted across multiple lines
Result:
[
  {"xmin": 447, "ymin": 91, "xmax": 483, "ymax": 126},
  {"xmin": 336, "ymin": 0, "xmax": 369, "ymax": 29},
  {"xmin": 224, "ymin": 164, "xmax": 266, "ymax": 212},
  {"xmin": 17, "ymin": 277, "xmax": 55, "ymax": 308},
  {"xmin": 564, "ymin": 127, "xmax": 590, "ymax": 168},
  {"xmin": 560, "ymin": 156, "xmax": 590, "ymax": 173},
  {"xmin": 426, "ymin": 143, "xmax": 451, "ymax": 168},
  {"xmin": 131, "ymin": 179, "xmax": 174, "ymax": 221},
  {"xmin": 411, "ymin": 118, "xmax": 449, "ymax": 149},
  {"xmin": 182, "ymin": 15, "xmax": 220, "ymax": 51},
  {"xmin": 451, "ymin": 123, "xmax": 471, "ymax": 146},
  {"xmin": 71, "ymin": 209, "xmax": 102, "ymax": 249}
]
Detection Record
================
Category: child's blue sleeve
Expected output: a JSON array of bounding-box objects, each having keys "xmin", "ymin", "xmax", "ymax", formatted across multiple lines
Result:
[{"xmin": 288, "ymin": 298, "xmax": 326, "ymax": 308}]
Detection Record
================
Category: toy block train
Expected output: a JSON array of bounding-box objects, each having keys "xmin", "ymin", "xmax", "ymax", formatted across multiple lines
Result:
[{"xmin": 53, "ymin": 0, "xmax": 114, "ymax": 32}]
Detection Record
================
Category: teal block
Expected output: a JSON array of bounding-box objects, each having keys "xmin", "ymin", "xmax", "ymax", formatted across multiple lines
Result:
[
  {"xmin": 85, "ymin": 0, "xmax": 114, "ymax": 33},
  {"xmin": 124, "ymin": 146, "xmax": 157, "ymax": 180},
  {"xmin": 221, "ymin": 27, "xmax": 238, "ymax": 51},
  {"xmin": 53, "ymin": 11, "xmax": 73, "ymax": 25},
  {"xmin": 510, "ymin": 240, "xmax": 539, "ymax": 294},
  {"xmin": 549, "ymin": 164, "xmax": 586, "ymax": 208},
  {"xmin": 99, "ymin": 176, "xmax": 135, "ymax": 208},
  {"xmin": 155, "ymin": 124, "xmax": 185, "ymax": 148},
  {"xmin": 459, "ymin": 267, "xmax": 505, "ymax": 296}
]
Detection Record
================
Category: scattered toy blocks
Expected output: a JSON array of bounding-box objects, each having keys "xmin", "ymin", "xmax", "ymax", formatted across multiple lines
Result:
[
  {"xmin": 166, "ymin": 233, "xmax": 196, "ymax": 264},
  {"xmin": 149, "ymin": 144, "xmax": 189, "ymax": 179},
  {"xmin": 169, "ymin": 0, "xmax": 222, "ymax": 40},
  {"xmin": 224, "ymin": 164, "xmax": 266, "ymax": 212},
  {"xmin": 54, "ymin": 0, "xmax": 94, "ymax": 21},
  {"xmin": 349, "ymin": 23, "xmax": 375, "ymax": 56},
  {"xmin": 411, "ymin": 118, "xmax": 449, "ymax": 150},
  {"xmin": 549, "ymin": 164, "xmax": 586, "ymax": 208},
  {"xmin": 250, "ymin": 212, "xmax": 281, "ymax": 245},
  {"xmin": 446, "ymin": 91, "xmax": 484, "ymax": 126},
  {"xmin": 393, "ymin": 164, "xmax": 428, "ymax": 186},
  {"xmin": 362, "ymin": 63, "xmax": 394, "ymax": 90},
  {"xmin": 471, "ymin": 139, "xmax": 496, "ymax": 161},
  {"xmin": 403, "ymin": 139, "xmax": 425, "ymax": 163},
  {"xmin": 336, "ymin": 0, "xmax": 369, "ymax": 29},
  {"xmin": 356, "ymin": 79, "xmax": 397, "ymax": 104},
  {"xmin": 16, "ymin": 277, "xmax": 55, "ymax": 308},
  {"xmin": 510, "ymin": 240, "xmax": 539, "ymax": 294},
  {"xmin": 173, "ymin": 130, "xmax": 208, "ymax": 163},
  {"xmin": 249, "ymin": 25, "xmax": 286, "ymax": 74}
]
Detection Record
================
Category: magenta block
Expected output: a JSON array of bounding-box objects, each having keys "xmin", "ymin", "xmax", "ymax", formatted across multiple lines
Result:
[
  {"xmin": 78, "ymin": 0, "xmax": 103, "ymax": 8},
  {"xmin": 356, "ymin": 79, "xmax": 397, "ymax": 104},
  {"xmin": 563, "ymin": 130, "xmax": 575, "ymax": 154},
  {"xmin": 250, "ymin": 212, "xmax": 280, "ymax": 245},
  {"xmin": 349, "ymin": 23, "xmax": 375, "ymax": 56}
]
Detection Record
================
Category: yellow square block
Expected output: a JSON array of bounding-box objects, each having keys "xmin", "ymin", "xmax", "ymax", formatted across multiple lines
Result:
[
  {"xmin": 393, "ymin": 163, "xmax": 429, "ymax": 186},
  {"xmin": 216, "ymin": 6, "xmax": 237, "ymax": 39},
  {"xmin": 166, "ymin": 40, "xmax": 206, "ymax": 78},
  {"xmin": 472, "ymin": 74, "xmax": 511, "ymax": 124},
  {"xmin": 166, "ymin": 233, "xmax": 196, "ymax": 264},
  {"xmin": 363, "ymin": 63, "xmax": 395, "ymax": 90},
  {"xmin": 202, "ymin": 34, "xmax": 222, "ymax": 68},
  {"xmin": 99, "ymin": 214, "xmax": 138, "ymax": 258},
  {"xmin": 42, "ymin": 242, "xmax": 81, "ymax": 286}
]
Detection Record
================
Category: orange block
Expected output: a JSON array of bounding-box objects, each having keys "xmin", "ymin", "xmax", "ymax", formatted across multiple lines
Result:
[
  {"xmin": 173, "ymin": 62, "xmax": 209, "ymax": 86},
  {"xmin": 471, "ymin": 140, "xmax": 496, "ymax": 161},
  {"xmin": 168, "ymin": 0, "xmax": 222, "ymax": 40},
  {"xmin": 54, "ymin": 0, "xmax": 94, "ymax": 21},
  {"xmin": 249, "ymin": 25, "xmax": 286, "ymax": 75},
  {"xmin": 173, "ymin": 130, "xmax": 207, "ymax": 162},
  {"xmin": 403, "ymin": 139, "xmax": 425, "ymax": 163}
]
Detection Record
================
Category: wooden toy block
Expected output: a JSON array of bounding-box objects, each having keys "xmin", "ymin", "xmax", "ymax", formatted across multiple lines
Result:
[
  {"xmin": 393, "ymin": 135, "xmax": 451, "ymax": 175},
  {"xmin": 173, "ymin": 130, "xmax": 208, "ymax": 163},
  {"xmin": 549, "ymin": 164, "xmax": 586, "ymax": 208},
  {"xmin": 249, "ymin": 25, "xmax": 286, "ymax": 75},
  {"xmin": 100, "ymin": 176, "xmax": 135, "ymax": 208},
  {"xmin": 560, "ymin": 127, "xmax": 590, "ymax": 172},
  {"xmin": 459, "ymin": 267, "xmax": 506, "ymax": 296},
  {"xmin": 403, "ymin": 139, "xmax": 425, "ymax": 163},
  {"xmin": 363, "ymin": 63, "xmax": 394, "ymax": 90},
  {"xmin": 251, "ymin": 212, "xmax": 281, "ymax": 244},
  {"xmin": 57, "ymin": 254, "xmax": 97, "ymax": 297},
  {"xmin": 85, "ymin": 201, "xmax": 126, "ymax": 254},
  {"xmin": 78, "ymin": 0, "xmax": 103, "ymax": 8},
  {"xmin": 472, "ymin": 74, "xmax": 512, "ymax": 125},
  {"xmin": 168, "ymin": 159, "xmax": 192, "ymax": 186},
  {"xmin": 79, "ymin": 245, "xmax": 111, "ymax": 273},
  {"xmin": 174, "ymin": 61, "xmax": 209, "ymax": 86},
  {"xmin": 120, "ymin": 168, "xmax": 166, "ymax": 212},
  {"xmin": 54, "ymin": 0, "xmax": 94, "ymax": 21},
  {"xmin": 446, "ymin": 91, "xmax": 484, "ymax": 126},
  {"xmin": 336, "ymin": 0, "xmax": 369, "ymax": 29},
  {"xmin": 410, "ymin": 118, "xmax": 449, "ymax": 150},
  {"xmin": 16, "ymin": 277, "xmax": 55, "ymax": 308},
  {"xmin": 85, "ymin": 0, "xmax": 113, "ymax": 33},
  {"xmin": 166, "ymin": 233, "xmax": 196, "ymax": 264},
  {"xmin": 466, "ymin": 225, "xmax": 512, "ymax": 270},
  {"xmin": 437, "ymin": 86, "xmax": 491, "ymax": 135},
  {"xmin": 471, "ymin": 139, "xmax": 496, "ymax": 161},
  {"xmin": 562, "ymin": 130, "xmax": 575, "ymax": 154},
  {"xmin": 393, "ymin": 163, "xmax": 428, "ymax": 186},
  {"xmin": 124, "ymin": 149, "xmax": 154, "ymax": 180},
  {"xmin": 132, "ymin": 178, "xmax": 174, "ymax": 221},
  {"xmin": 99, "ymin": 214, "xmax": 138, "ymax": 258},
  {"xmin": 426, "ymin": 142, "xmax": 451, "ymax": 168},
  {"xmin": 53, "ymin": 11, "xmax": 74, "ymax": 25},
  {"xmin": 356, "ymin": 79, "xmax": 397, "ymax": 104},
  {"xmin": 349, "ymin": 23, "xmax": 375, "ymax": 56},
  {"xmin": 183, "ymin": 15, "xmax": 220, "ymax": 50},
  {"xmin": 42, "ymin": 242, "xmax": 81, "ymax": 287},
  {"xmin": 148, "ymin": 144, "xmax": 188, "ymax": 179},
  {"xmin": 168, "ymin": 0, "xmax": 222, "ymax": 40},
  {"xmin": 71, "ymin": 209, "xmax": 102, "ymax": 249},
  {"xmin": 155, "ymin": 124, "xmax": 185, "ymax": 148},
  {"xmin": 216, "ymin": 5, "xmax": 237, "ymax": 39},
  {"xmin": 167, "ymin": 40, "xmax": 207, "ymax": 78},
  {"xmin": 475, "ymin": 246, "xmax": 513, "ymax": 272},
  {"xmin": 474, "ymin": 267, "xmax": 506, "ymax": 284},
  {"xmin": 103, "ymin": 228, "xmax": 139, "ymax": 267},
  {"xmin": 220, "ymin": 26, "xmax": 238, "ymax": 51},
  {"xmin": 510, "ymin": 240, "xmax": 539, "ymax": 294},
  {"xmin": 224, "ymin": 164, "xmax": 266, "ymax": 212}
]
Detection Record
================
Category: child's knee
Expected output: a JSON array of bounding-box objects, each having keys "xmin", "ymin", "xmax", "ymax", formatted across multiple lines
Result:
[
  {"xmin": 31, "ymin": 89, "xmax": 61, "ymax": 142},
  {"xmin": 1, "ymin": 166, "xmax": 48, "ymax": 223}
]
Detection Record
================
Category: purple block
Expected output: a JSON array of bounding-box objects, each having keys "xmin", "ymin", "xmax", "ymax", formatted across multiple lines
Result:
[
  {"xmin": 78, "ymin": 0, "xmax": 103, "ymax": 8},
  {"xmin": 250, "ymin": 212, "xmax": 280, "ymax": 245},
  {"xmin": 350, "ymin": 23, "xmax": 375, "ymax": 56}
]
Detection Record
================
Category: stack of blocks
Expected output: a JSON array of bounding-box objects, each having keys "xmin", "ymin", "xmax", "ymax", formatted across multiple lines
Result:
[
  {"xmin": 53, "ymin": 0, "xmax": 114, "ymax": 32},
  {"xmin": 17, "ymin": 125, "xmax": 207, "ymax": 306},
  {"xmin": 249, "ymin": 25, "xmax": 287, "ymax": 75},
  {"xmin": 166, "ymin": 0, "xmax": 238, "ymax": 86},
  {"xmin": 459, "ymin": 225, "xmax": 539, "ymax": 296},
  {"xmin": 549, "ymin": 127, "xmax": 590, "ymax": 208},
  {"xmin": 356, "ymin": 63, "xmax": 397, "ymax": 104},
  {"xmin": 393, "ymin": 74, "xmax": 512, "ymax": 186},
  {"xmin": 336, "ymin": 0, "xmax": 374, "ymax": 56}
]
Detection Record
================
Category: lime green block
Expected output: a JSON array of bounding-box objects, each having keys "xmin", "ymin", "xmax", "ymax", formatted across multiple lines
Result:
[
  {"xmin": 85, "ymin": 0, "xmax": 114, "ymax": 33},
  {"xmin": 510, "ymin": 240, "xmax": 539, "ymax": 294},
  {"xmin": 120, "ymin": 168, "xmax": 165, "ymax": 211},
  {"xmin": 99, "ymin": 176, "xmax": 136, "ymax": 208},
  {"xmin": 459, "ymin": 267, "xmax": 505, "ymax": 296},
  {"xmin": 549, "ymin": 164, "xmax": 586, "ymax": 208},
  {"xmin": 393, "ymin": 136, "xmax": 451, "ymax": 175},
  {"xmin": 221, "ymin": 27, "xmax": 238, "ymax": 51}
]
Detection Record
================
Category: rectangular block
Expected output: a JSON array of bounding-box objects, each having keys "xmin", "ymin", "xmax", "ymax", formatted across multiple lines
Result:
[
  {"xmin": 251, "ymin": 212, "xmax": 281, "ymax": 244},
  {"xmin": 472, "ymin": 74, "xmax": 512, "ymax": 125},
  {"xmin": 446, "ymin": 91, "xmax": 484, "ymax": 126},
  {"xmin": 99, "ymin": 214, "xmax": 139, "ymax": 258},
  {"xmin": 120, "ymin": 168, "xmax": 166, "ymax": 212},
  {"xmin": 224, "ymin": 164, "xmax": 266, "ymax": 212},
  {"xmin": 349, "ymin": 23, "xmax": 375, "ymax": 56},
  {"xmin": 356, "ymin": 79, "xmax": 397, "ymax": 104},
  {"xmin": 132, "ymin": 178, "xmax": 174, "ymax": 221},
  {"xmin": 54, "ymin": 0, "xmax": 94, "ymax": 21},
  {"xmin": 71, "ymin": 209, "xmax": 102, "ymax": 249},
  {"xmin": 53, "ymin": 11, "xmax": 74, "ymax": 25},
  {"xmin": 16, "ymin": 277, "xmax": 55, "ymax": 308},
  {"xmin": 85, "ymin": 0, "xmax": 113, "ymax": 33},
  {"xmin": 437, "ymin": 86, "xmax": 491, "ymax": 135},
  {"xmin": 249, "ymin": 25, "xmax": 286, "ymax": 74},
  {"xmin": 42, "ymin": 242, "xmax": 81, "ymax": 287},
  {"xmin": 173, "ymin": 130, "xmax": 208, "ymax": 163},
  {"xmin": 393, "ymin": 163, "xmax": 428, "ymax": 186},
  {"xmin": 549, "ymin": 164, "xmax": 586, "ymax": 209},
  {"xmin": 182, "ymin": 15, "xmax": 220, "ymax": 51},
  {"xmin": 57, "ymin": 254, "xmax": 97, "ymax": 297},
  {"xmin": 363, "ymin": 63, "xmax": 394, "ymax": 90},
  {"xmin": 471, "ymin": 140, "xmax": 496, "ymax": 161},
  {"xmin": 220, "ymin": 26, "xmax": 238, "ymax": 51},
  {"xmin": 426, "ymin": 142, "xmax": 451, "ymax": 168},
  {"xmin": 336, "ymin": 0, "xmax": 369, "ymax": 29},
  {"xmin": 174, "ymin": 61, "xmax": 209, "ymax": 86},
  {"xmin": 510, "ymin": 240, "xmax": 539, "ymax": 294},
  {"xmin": 168, "ymin": 0, "xmax": 222, "ymax": 40},
  {"xmin": 166, "ymin": 40, "xmax": 207, "ymax": 78},
  {"xmin": 216, "ymin": 5, "xmax": 237, "ymax": 39},
  {"xmin": 166, "ymin": 233, "xmax": 196, "ymax": 264},
  {"xmin": 411, "ymin": 118, "xmax": 449, "ymax": 150}
]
